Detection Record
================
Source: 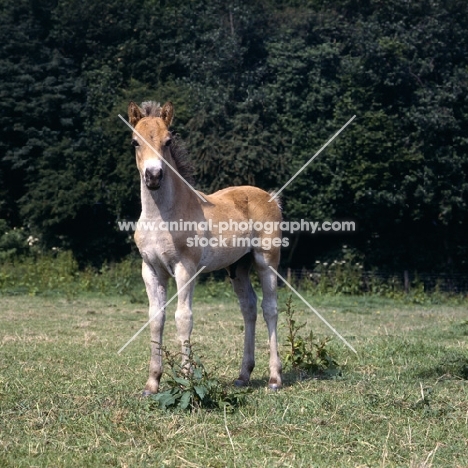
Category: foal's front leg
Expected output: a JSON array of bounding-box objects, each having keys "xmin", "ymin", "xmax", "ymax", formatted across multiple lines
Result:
[
  {"xmin": 174, "ymin": 264, "xmax": 196, "ymax": 371},
  {"xmin": 142, "ymin": 261, "xmax": 168, "ymax": 395}
]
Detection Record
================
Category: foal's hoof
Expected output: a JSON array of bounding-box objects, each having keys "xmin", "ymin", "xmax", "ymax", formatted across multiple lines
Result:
[
  {"xmin": 141, "ymin": 390, "xmax": 155, "ymax": 397},
  {"xmin": 234, "ymin": 379, "xmax": 249, "ymax": 387},
  {"xmin": 268, "ymin": 378, "xmax": 282, "ymax": 391}
]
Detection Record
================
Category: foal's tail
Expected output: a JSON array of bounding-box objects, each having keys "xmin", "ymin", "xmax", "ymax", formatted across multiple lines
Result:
[{"xmin": 268, "ymin": 191, "xmax": 282, "ymax": 210}]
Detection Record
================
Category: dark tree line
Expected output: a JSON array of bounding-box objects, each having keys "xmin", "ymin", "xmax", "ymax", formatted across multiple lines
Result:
[{"xmin": 1, "ymin": 0, "xmax": 468, "ymax": 273}]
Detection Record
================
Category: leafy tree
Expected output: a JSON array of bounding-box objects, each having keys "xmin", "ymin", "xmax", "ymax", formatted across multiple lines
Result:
[{"xmin": 1, "ymin": 0, "xmax": 468, "ymax": 273}]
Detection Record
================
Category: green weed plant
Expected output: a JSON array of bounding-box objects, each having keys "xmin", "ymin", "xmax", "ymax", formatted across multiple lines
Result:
[
  {"xmin": 151, "ymin": 345, "xmax": 251, "ymax": 412},
  {"xmin": 281, "ymin": 295, "xmax": 341, "ymax": 379}
]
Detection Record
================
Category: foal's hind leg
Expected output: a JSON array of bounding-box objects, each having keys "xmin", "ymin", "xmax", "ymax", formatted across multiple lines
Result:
[
  {"xmin": 253, "ymin": 251, "xmax": 282, "ymax": 390},
  {"xmin": 229, "ymin": 256, "xmax": 257, "ymax": 386}
]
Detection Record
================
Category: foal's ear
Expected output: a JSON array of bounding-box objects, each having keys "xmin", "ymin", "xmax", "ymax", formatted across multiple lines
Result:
[
  {"xmin": 160, "ymin": 101, "xmax": 174, "ymax": 127},
  {"xmin": 128, "ymin": 101, "xmax": 144, "ymax": 127}
]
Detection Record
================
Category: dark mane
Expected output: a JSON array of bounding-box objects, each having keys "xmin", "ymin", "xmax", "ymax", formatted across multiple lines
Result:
[
  {"xmin": 168, "ymin": 135, "xmax": 195, "ymax": 185},
  {"xmin": 140, "ymin": 101, "xmax": 162, "ymax": 117},
  {"xmin": 139, "ymin": 101, "xmax": 195, "ymax": 184}
]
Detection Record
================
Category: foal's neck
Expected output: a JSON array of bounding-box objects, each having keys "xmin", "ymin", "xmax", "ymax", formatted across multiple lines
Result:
[{"xmin": 140, "ymin": 171, "xmax": 196, "ymax": 220}]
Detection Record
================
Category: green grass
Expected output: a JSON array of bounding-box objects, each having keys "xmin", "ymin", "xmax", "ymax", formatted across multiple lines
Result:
[{"xmin": 1, "ymin": 291, "xmax": 467, "ymax": 467}]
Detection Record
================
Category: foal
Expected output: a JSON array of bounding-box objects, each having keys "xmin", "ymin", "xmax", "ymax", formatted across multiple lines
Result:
[{"xmin": 127, "ymin": 101, "xmax": 282, "ymax": 394}]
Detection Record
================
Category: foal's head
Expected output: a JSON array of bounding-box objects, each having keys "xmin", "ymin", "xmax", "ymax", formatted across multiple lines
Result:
[{"xmin": 128, "ymin": 101, "xmax": 174, "ymax": 190}]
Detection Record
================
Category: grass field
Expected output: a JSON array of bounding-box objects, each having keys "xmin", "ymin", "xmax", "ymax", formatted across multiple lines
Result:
[{"xmin": 1, "ymin": 289, "xmax": 467, "ymax": 467}]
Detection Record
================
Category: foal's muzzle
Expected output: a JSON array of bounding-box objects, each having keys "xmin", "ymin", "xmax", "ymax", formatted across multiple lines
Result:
[{"xmin": 145, "ymin": 167, "xmax": 163, "ymax": 190}]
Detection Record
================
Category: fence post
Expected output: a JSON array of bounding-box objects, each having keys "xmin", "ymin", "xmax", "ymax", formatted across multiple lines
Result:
[{"xmin": 404, "ymin": 270, "xmax": 410, "ymax": 293}]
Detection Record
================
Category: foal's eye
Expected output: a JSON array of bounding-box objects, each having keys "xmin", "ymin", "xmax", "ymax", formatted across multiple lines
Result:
[{"xmin": 131, "ymin": 139, "xmax": 140, "ymax": 147}]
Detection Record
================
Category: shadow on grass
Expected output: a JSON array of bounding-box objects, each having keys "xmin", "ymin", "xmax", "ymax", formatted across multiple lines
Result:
[
  {"xmin": 283, "ymin": 369, "xmax": 343, "ymax": 387},
  {"xmin": 417, "ymin": 352, "xmax": 468, "ymax": 380},
  {"xmin": 245, "ymin": 368, "xmax": 343, "ymax": 390}
]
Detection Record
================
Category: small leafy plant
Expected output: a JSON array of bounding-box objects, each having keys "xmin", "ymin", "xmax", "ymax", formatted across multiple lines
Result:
[
  {"xmin": 282, "ymin": 295, "xmax": 341, "ymax": 379},
  {"xmin": 151, "ymin": 345, "xmax": 251, "ymax": 412}
]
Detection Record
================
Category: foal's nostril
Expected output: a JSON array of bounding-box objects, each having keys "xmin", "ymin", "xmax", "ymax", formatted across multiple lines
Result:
[
  {"xmin": 145, "ymin": 168, "xmax": 162, "ymax": 180},
  {"xmin": 145, "ymin": 168, "xmax": 163, "ymax": 189}
]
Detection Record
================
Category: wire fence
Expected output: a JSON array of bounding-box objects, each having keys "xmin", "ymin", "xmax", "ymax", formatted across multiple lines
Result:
[{"xmin": 281, "ymin": 268, "xmax": 468, "ymax": 294}]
